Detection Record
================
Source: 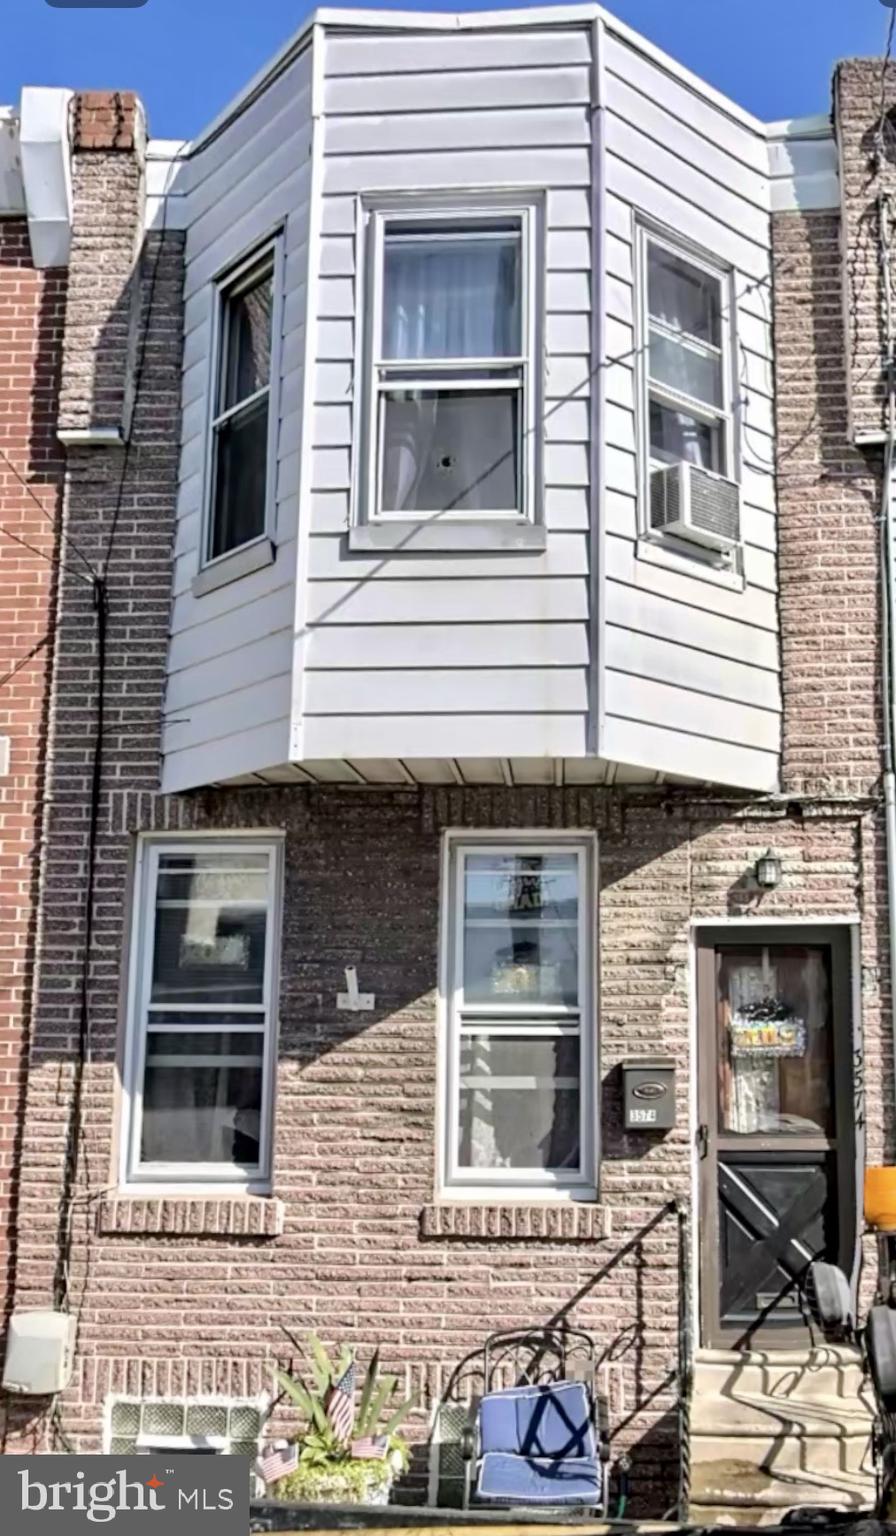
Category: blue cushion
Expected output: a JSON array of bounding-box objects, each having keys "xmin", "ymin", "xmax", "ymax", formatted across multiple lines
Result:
[
  {"xmin": 478, "ymin": 1382, "xmax": 594, "ymax": 1460},
  {"xmin": 479, "ymin": 1392, "xmax": 519, "ymax": 1454},
  {"xmin": 514, "ymin": 1382, "xmax": 593, "ymax": 1458},
  {"xmin": 478, "ymin": 1452, "xmax": 602, "ymax": 1505}
]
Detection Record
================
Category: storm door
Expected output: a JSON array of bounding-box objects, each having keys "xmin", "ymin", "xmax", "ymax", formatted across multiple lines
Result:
[{"xmin": 696, "ymin": 928, "xmax": 855, "ymax": 1347}]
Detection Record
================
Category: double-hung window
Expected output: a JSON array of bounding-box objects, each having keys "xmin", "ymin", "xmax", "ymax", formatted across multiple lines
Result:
[
  {"xmin": 206, "ymin": 241, "xmax": 280, "ymax": 563},
  {"xmin": 639, "ymin": 227, "xmax": 734, "ymax": 499},
  {"xmin": 361, "ymin": 201, "xmax": 539, "ymax": 525},
  {"xmin": 441, "ymin": 836, "xmax": 596, "ymax": 1198},
  {"xmin": 123, "ymin": 838, "xmax": 282, "ymax": 1187}
]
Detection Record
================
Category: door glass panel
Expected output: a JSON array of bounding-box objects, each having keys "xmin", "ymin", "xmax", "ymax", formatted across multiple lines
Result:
[{"xmin": 716, "ymin": 945, "xmax": 834, "ymax": 1135}]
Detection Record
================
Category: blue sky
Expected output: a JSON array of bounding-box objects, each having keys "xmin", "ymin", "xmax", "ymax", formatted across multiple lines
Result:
[{"xmin": 1, "ymin": 0, "xmax": 891, "ymax": 140}]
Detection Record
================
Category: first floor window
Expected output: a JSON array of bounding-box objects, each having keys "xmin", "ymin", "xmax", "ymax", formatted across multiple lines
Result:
[
  {"xmin": 441, "ymin": 835, "xmax": 596, "ymax": 1196},
  {"xmin": 123, "ymin": 838, "xmax": 282, "ymax": 1186},
  {"xmin": 638, "ymin": 225, "xmax": 733, "ymax": 492},
  {"xmin": 360, "ymin": 198, "xmax": 540, "ymax": 524}
]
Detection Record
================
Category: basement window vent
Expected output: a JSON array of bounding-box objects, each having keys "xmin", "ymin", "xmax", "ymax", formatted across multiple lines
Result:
[{"xmin": 107, "ymin": 1398, "xmax": 263, "ymax": 1457}]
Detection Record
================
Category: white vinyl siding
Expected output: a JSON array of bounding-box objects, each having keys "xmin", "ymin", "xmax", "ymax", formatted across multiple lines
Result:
[
  {"xmin": 159, "ymin": 13, "xmax": 781, "ymax": 794},
  {"xmin": 597, "ymin": 21, "xmax": 780, "ymax": 790},
  {"xmin": 295, "ymin": 23, "xmax": 592, "ymax": 768},
  {"xmin": 160, "ymin": 42, "xmax": 313, "ymax": 794}
]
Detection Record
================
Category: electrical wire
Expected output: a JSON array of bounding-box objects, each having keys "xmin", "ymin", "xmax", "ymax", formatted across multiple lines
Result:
[
  {"xmin": 0, "ymin": 444, "xmax": 96, "ymax": 581},
  {"xmin": 53, "ymin": 165, "xmax": 176, "ymax": 1313},
  {"xmin": 0, "ymin": 634, "xmax": 49, "ymax": 692},
  {"xmin": 0, "ymin": 518, "xmax": 92, "ymax": 587}
]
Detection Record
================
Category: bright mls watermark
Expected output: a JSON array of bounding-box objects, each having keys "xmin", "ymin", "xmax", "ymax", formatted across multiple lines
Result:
[{"xmin": 1, "ymin": 1457, "xmax": 247, "ymax": 1533}]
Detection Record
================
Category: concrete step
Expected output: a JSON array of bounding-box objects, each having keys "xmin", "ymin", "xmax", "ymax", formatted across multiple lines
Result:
[
  {"xmin": 691, "ymin": 1392, "xmax": 874, "ymax": 1441},
  {"xmin": 689, "ymin": 1349, "xmax": 876, "ymax": 1522},
  {"xmin": 694, "ymin": 1346, "xmax": 866, "ymax": 1403},
  {"xmin": 689, "ymin": 1455, "xmax": 872, "ymax": 1514}
]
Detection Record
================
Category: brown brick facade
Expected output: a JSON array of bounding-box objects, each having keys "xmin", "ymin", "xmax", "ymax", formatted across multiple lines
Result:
[
  {"xmin": 0, "ymin": 219, "xmax": 65, "ymax": 1365},
  {"xmin": 1, "ymin": 65, "xmax": 893, "ymax": 1527}
]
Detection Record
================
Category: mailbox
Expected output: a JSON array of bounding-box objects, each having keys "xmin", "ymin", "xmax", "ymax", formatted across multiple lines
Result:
[{"xmin": 622, "ymin": 1058, "xmax": 676, "ymax": 1131}]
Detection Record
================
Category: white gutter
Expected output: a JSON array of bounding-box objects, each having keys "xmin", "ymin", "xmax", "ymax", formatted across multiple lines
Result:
[{"xmin": 18, "ymin": 87, "xmax": 73, "ymax": 269}]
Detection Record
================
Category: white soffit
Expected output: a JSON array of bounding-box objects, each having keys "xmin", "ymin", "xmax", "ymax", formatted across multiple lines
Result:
[{"xmin": 19, "ymin": 87, "xmax": 73, "ymax": 269}]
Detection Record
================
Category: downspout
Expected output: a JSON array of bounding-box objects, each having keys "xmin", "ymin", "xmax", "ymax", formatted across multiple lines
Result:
[{"xmin": 877, "ymin": 189, "xmax": 896, "ymax": 1163}]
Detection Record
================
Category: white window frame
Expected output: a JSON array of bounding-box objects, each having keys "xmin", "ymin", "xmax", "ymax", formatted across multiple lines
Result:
[
  {"xmin": 120, "ymin": 834, "xmax": 284, "ymax": 1192},
  {"xmin": 200, "ymin": 232, "xmax": 285, "ymax": 573},
  {"xmin": 634, "ymin": 220, "xmax": 738, "ymax": 542},
  {"xmin": 355, "ymin": 192, "xmax": 543, "ymax": 530},
  {"xmin": 136, "ymin": 1434, "xmax": 228, "ymax": 1454},
  {"xmin": 438, "ymin": 831, "xmax": 598, "ymax": 1201}
]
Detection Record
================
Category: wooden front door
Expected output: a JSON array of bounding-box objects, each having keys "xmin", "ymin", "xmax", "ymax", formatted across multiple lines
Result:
[{"xmin": 697, "ymin": 928, "xmax": 856, "ymax": 1348}]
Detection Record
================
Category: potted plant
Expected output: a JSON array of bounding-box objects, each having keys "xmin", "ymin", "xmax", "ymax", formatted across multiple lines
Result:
[{"xmin": 262, "ymin": 1334, "xmax": 415, "ymax": 1507}]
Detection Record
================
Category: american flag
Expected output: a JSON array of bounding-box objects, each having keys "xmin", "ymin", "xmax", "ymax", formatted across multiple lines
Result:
[
  {"xmin": 351, "ymin": 1435, "xmax": 388, "ymax": 1461},
  {"xmin": 325, "ymin": 1360, "xmax": 356, "ymax": 1444},
  {"xmin": 258, "ymin": 1441, "xmax": 299, "ymax": 1485}
]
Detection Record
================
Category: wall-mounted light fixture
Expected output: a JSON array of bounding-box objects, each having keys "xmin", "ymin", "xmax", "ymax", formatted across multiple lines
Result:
[{"xmin": 755, "ymin": 850, "xmax": 783, "ymax": 890}]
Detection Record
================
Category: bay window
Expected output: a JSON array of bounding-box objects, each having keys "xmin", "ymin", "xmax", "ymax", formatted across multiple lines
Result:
[
  {"xmin": 441, "ymin": 835, "xmax": 597, "ymax": 1198},
  {"xmin": 358, "ymin": 198, "xmax": 541, "ymax": 528},
  {"xmin": 122, "ymin": 838, "xmax": 282, "ymax": 1187}
]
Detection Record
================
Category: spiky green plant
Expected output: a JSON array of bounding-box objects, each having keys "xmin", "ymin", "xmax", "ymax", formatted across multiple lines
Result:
[{"xmin": 272, "ymin": 1331, "xmax": 416, "ymax": 1486}]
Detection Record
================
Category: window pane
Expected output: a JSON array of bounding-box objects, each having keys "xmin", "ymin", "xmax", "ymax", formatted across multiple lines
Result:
[
  {"xmin": 649, "ymin": 326, "xmax": 722, "ymax": 409},
  {"xmin": 381, "ymin": 388, "xmax": 518, "ymax": 514},
  {"xmin": 211, "ymin": 395, "xmax": 269, "ymax": 557},
  {"xmin": 150, "ymin": 853, "xmax": 268, "ymax": 1007},
  {"xmin": 221, "ymin": 269, "xmax": 273, "ymax": 411},
  {"xmin": 458, "ymin": 1034, "xmax": 580, "ymax": 1172},
  {"xmin": 382, "ymin": 226, "xmax": 521, "ymax": 361},
  {"xmin": 717, "ymin": 946, "xmax": 834, "ymax": 1135},
  {"xmin": 647, "ymin": 244, "xmax": 721, "ymax": 347},
  {"xmin": 649, "ymin": 398, "xmax": 722, "ymax": 472},
  {"xmin": 463, "ymin": 853, "xmax": 579, "ymax": 1006},
  {"xmin": 140, "ymin": 1031, "xmax": 263, "ymax": 1166}
]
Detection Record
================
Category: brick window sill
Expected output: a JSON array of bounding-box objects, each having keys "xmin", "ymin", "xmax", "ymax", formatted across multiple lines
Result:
[
  {"xmin": 419, "ymin": 1203, "xmax": 611, "ymax": 1241},
  {"xmin": 96, "ymin": 1195, "xmax": 284, "ymax": 1239}
]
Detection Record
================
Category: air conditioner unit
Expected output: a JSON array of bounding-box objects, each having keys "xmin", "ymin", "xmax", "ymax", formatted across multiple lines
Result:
[{"xmin": 649, "ymin": 461, "xmax": 740, "ymax": 553}]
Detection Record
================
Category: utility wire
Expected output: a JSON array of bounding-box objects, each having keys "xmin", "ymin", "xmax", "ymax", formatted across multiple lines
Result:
[
  {"xmin": 0, "ymin": 444, "xmax": 96, "ymax": 581},
  {"xmin": 0, "ymin": 518, "xmax": 92, "ymax": 587},
  {"xmin": 0, "ymin": 634, "xmax": 49, "ymax": 692},
  {"xmin": 55, "ymin": 165, "xmax": 175, "ymax": 1315}
]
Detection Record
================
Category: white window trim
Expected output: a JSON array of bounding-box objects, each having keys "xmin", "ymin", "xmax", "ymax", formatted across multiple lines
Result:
[
  {"xmin": 136, "ymin": 1434, "xmax": 229, "ymax": 1454},
  {"xmin": 634, "ymin": 218, "xmax": 742, "ymax": 577},
  {"xmin": 353, "ymin": 191, "xmax": 545, "ymax": 539},
  {"xmin": 119, "ymin": 833, "xmax": 284, "ymax": 1193},
  {"xmin": 437, "ymin": 830, "xmax": 598, "ymax": 1202},
  {"xmin": 198, "ymin": 232, "xmax": 285, "ymax": 583}
]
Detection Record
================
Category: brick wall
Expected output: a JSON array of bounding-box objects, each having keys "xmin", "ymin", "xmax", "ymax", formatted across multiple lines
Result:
[
  {"xmin": 0, "ymin": 219, "xmax": 65, "ymax": 1356},
  {"xmin": 10, "ymin": 779, "xmax": 889, "ymax": 1514},
  {"xmin": 834, "ymin": 60, "xmax": 896, "ymax": 439},
  {"xmin": 772, "ymin": 204, "xmax": 883, "ymax": 798}
]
